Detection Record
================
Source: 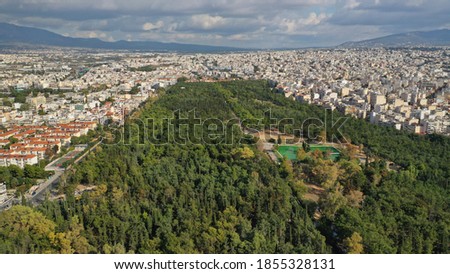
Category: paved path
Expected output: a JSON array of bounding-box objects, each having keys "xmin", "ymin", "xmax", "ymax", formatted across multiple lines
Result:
[
  {"xmin": 29, "ymin": 139, "xmax": 102, "ymax": 206},
  {"xmin": 26, "ymin": 170, "xmax": 63, "ymax": 205}
]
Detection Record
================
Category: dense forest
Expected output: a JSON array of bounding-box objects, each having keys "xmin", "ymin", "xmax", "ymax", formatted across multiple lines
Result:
[
  {"xmin": 0, "ymin": 164, "xmax": 51, "ymax": 192},
  {"xmin": 0, "ymin": 80, "xmax": 448, "ymax": 254}
]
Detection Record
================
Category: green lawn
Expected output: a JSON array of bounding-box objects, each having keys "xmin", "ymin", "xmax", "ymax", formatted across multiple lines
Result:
[
  {"xmin": 277, "ymin": 144, "xmax": 340, "ymax": 161},
  {"xmin": 277, "ymin": 145, "xmax": 298, "ymax": 160}
]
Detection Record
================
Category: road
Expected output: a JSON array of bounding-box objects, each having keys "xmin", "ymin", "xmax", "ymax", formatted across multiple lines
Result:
[
  {"xmin": 27, "ymin": 139, "xmax": 102, "ymax": 206},
  {"xmin": 26, "ymin": 170, "xmax": 63, "ymax": 205}
]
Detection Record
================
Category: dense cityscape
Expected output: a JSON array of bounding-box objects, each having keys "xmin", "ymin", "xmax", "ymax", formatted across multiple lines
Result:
[
  {"xmin": 1, "ymin": 48, "xmax": 448, "ymax": 135},
  {"xmin": 0, "ymin": 48, "xmax": 449, "ymax": 209}
]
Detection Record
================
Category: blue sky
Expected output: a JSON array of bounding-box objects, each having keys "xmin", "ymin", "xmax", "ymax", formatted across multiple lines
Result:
[{"xmin": 0, "ymin": 0, "xmax": 449, "ymax": 48}]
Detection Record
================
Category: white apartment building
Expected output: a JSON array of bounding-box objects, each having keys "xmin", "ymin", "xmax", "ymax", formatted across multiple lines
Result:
[{"xmin": 0, "ymin": 154, "xmax": 38, "ymax": 168}]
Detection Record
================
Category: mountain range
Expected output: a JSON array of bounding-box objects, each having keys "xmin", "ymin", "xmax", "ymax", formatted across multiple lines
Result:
[
  {"xmin": 0, "ymin": 22, "xmax": 243, "ymax": 52},
  {"xmin": 1, "ymin": 22, "xmax": 450, "ymax": 51},
  {"xmin": 339, "ymin": 29, "xmax": 450, "ymax": 48}
]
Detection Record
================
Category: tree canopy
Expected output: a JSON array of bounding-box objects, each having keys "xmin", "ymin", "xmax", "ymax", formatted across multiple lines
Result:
[{"xmin": 0, "ymin": 80, "xmax": 448, "ymax": 254}]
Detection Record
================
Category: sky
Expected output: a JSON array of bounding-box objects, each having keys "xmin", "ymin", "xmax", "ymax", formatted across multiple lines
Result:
[{"xmin": 0, "ymin": 0, "xmax": 449, "ymax": 48}]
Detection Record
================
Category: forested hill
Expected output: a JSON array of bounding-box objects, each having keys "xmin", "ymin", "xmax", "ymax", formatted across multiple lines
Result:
[{"xmin": 0, "ymin": 80, "xmax": 448, "ymax": 254}]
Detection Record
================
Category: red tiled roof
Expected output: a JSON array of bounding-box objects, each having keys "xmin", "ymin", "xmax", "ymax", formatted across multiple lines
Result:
[
  {"xmin": 0, "ymin": 129, "xmax": 20, "ymax": 138},
  {"xmin": 28, "ymin": 141, "xmax": 59, "ymax": 145},
  {"xmin": 0, "ymin": 154, "xmax": 37, "ymax": 160},
  {"xmin": 10, "ymin": 143, "xmax": 26, "ymax": 148}
]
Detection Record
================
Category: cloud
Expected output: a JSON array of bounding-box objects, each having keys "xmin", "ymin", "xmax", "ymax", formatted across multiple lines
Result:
[
  {"xmin": 277, "ymin": 12, "xmax": 328, "ymax": 35},
  {"xmin": 189, "ymin": 14, "xmax": 226, "ymax": 30},
  {"xmin": 329, "ymin": 0, "xmax": 450, "ymax": 31},
  {"xmin": 0, "ymin": 0, "xmax": 335, "ymax": 19},
  {"xmin": 0, "ymin": 0, "xmax": 449, "ymax": 48},
  {"xmin": 73, "ymin": 30, "xmax": 114, "ymax": 41},
  {"xmin": 142, "ymin": 21, "xmax": 164, "ymax": 31},
  {"xmin": 342, "ymin": 0, "xmax": 360, "ymax": 9},
  {"xmin": 229, "ymin": 34, "xmax": 252, "ymax": 41}
]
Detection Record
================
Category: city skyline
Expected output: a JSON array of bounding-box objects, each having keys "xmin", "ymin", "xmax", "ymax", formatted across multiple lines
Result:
[{"xmin": 1, "ymin": 0, "xmax": 449, "ymax": 48}]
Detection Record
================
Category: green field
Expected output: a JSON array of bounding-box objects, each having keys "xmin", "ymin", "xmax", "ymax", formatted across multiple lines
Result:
[
  {"xmin": 277, "ymin": 144, "xmax": 341, "ymax": 161},
  {"xmin": 277, "ymin": 146, "xmax": 298, "ymax": 160}
]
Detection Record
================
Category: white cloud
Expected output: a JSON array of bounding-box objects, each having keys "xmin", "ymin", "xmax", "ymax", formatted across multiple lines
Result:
[
  {"xmin": 300, "ymin": 12, "xmax": 328, "ymax": 26},
  {"xmin": 343, "ymin": 0, "xmax": 360, "ymax": 9},
  {"xmin": 190, "ymin": 14, "xmax": 226, "ymax": 30},
  {"xmin": 142, "ymin": 20, "xmax": 164, "ymax": 31},
  {"xmin": 73, "ymin": 30, "xmax": 113, "ymax": 41},
  {"xmin": 279, "ymin": 12, "xmax": 328, "ymax": 34}
]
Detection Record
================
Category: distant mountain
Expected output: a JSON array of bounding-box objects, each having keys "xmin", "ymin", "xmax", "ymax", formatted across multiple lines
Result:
[
  {"xmin": 339, "ymin": 29, "xmax": 450, "ymax": 48},
  {"xmin": 0, "ymin": 22, "xmax": 245, "ymax": 52}
]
